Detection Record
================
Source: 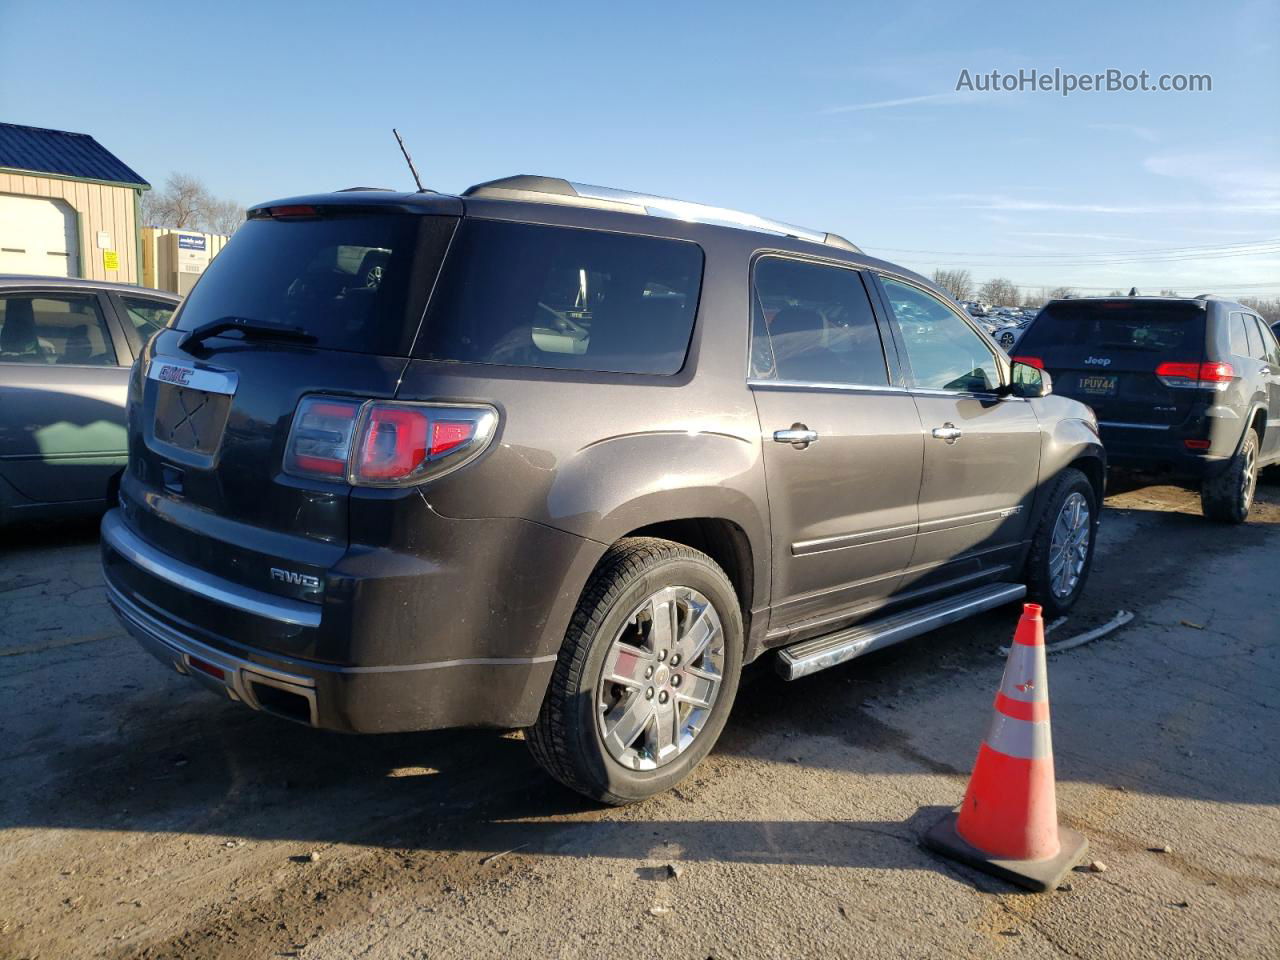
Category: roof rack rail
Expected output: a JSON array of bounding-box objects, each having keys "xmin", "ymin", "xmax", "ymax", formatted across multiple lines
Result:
[{"xmin": 462, "ymin": 175, "xmax": 861, "ymax": 253}]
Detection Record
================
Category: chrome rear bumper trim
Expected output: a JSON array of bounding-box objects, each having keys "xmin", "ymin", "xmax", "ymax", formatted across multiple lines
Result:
[
  {"xmin": 107, "ymin": 579, "xmax": 319, "ymax": 725},
  {"xmin": 101, "ymin": 510, "xmax": 321, "ymax": 628}
]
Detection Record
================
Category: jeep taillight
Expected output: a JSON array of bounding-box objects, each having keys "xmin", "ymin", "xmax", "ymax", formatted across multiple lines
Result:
[
  {"xmin": 284, "ymin": 397, "xmax": 497, "ymax": 486},
  {"xmin": 1155, "ymin": 361, "xmax": 1234, "ymax": 391}
]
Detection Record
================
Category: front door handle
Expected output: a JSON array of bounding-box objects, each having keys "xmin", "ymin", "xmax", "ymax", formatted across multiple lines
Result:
[
  {"xmin": 932, "ymin": 423, "xmax": 963, "ymax": 443},
  {"xmin": 774, "ymin": 425, "xmax": 819, "ymax": 449},
  {"xmin": 1262, "ymin": 367, "xmax": 1272, "ymax": 377}
]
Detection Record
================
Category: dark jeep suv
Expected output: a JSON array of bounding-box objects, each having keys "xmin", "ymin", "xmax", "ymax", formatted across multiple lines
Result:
[
  {"xmin": 1015, "ymin": 296, "xmax": 1279, "ymax": 522},
  {"xmin": 101, "ymin": 177, "xmax": 1104, "ymax": 803}
]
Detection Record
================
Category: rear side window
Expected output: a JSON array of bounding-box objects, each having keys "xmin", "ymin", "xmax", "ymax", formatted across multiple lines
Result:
[
  {"xmin": 120, "ymin": 296, "xmax": 176, "ymax": 348},
  {"xmin": 415, "ymin": 220, "xmax": 703, "ymax": 375},
  {"xmin": 0, "ymin": 293, "xmax": 116, "ymax": 366},
  {"xmin": 1228, "ymin": 312, "xmax": 1251, "ymax": 357},
  {"xmin": 1020, "ymin": 300, "xmax": 1205, "ymax": 357},
  {"xmin": 176, "ymin": 213, "xmax": 456, "ymax": 355},
  {"xmin": 749, "ymin": 257, "xmax": 889, "ymax": 386}
]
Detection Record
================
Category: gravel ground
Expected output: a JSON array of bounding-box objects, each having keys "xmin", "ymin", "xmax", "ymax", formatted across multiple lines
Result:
[{"xmin": 2, "ymin": 477, "xmax": 1278, "ymax": 959}]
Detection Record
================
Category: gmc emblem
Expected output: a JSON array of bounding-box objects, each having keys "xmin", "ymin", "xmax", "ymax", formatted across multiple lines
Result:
[
  {"xmin": 270, "ymin": 567, "xmax": 321, "ymax": 589},
  {"xmin": 157, "ymin": 364, "xmax": 194, "ymax": 385}
]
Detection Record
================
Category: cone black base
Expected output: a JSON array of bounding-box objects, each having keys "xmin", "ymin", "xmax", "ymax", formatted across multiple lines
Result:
[{"xmin": 923, "ymin": 809, "xmax": 1089, "ymax": 892}]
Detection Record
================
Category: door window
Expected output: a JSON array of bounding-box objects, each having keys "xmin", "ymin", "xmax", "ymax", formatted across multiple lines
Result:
[
  {"xmin": 0, "ymin": 294, "xmax": 116, "ymax": 366},
  {"xmin": 120, "ymin": 296, "xmax": 176, "ymax": 347},
  {"xmin": 1251, "ymin": 316, "xmax": 1279, "ymax": 364},
  {"xmin": 880, "ymin": 277, "xmax": 1001, "ymax": 392},
  {"xmin": 750, "ymin": 257, "xmax": 889, "ymax": 386}
]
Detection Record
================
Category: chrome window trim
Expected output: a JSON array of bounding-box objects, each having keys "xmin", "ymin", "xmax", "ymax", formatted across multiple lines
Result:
[
  {"xmin": 747, "ymin": 377, "xmax": 908, "ymax": 395},
  {"xmin": 102, "ymin": 510, "xmax": 321, "ymax": 628}
]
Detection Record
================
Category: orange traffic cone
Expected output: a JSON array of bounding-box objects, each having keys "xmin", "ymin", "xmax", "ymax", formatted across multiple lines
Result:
[{"xmin": 923, "ymin": 602, "xmax": 1088, "ymax": 891}]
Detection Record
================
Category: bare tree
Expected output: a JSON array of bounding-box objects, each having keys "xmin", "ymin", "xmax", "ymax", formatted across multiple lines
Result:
[
  {"xmin": 977, "ymin": 277, "xmax": 1019, "ymax": 305},
  {"xmin": 1106, "ymin": 289, "xmax": 1126, "ymax": 297},
  {"xmin": 1240, "ymin": 297, "xmax": 1280, "ymax": 323},
  {"xmin": 142, "ymin": 172, "xmax": 244, "ymax": 236},
  {"xmin": 1020, "ymin": 289, "xmax": 1046, "ymax": 309},
  {"xmin": 1048, "ymin": 285, "xmax": 1076, "ymax": 300},
  {"xmin": 1159, "ymin": 288, "xmax": 1180, "ymax": 297},
  {"xmin": 931, "ymin": 268, "xmax": 973, "ymax": 301}
]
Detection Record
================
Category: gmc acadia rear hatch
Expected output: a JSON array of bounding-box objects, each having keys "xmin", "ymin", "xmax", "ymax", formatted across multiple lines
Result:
[{"xmin": 109, "ymin": 195, "xmax": 459, "ymax": 659}]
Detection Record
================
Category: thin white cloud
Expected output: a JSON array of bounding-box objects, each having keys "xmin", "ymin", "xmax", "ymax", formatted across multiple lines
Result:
[
  {"xmin": 939, "ymin": 193, "xmax": 1280, "ymax": 215},
  {"xmin": 1143, "ymin": 152, "xmax": 1280, "ymax": 205},
  {"xmin": 1011, "ymin": 231, "xmax": 1149, "ymax": 242},
  {"xmin": 820, "ymin": 91, "xmax": 978, "ymax": 114},
  {"xmin": 1087, "ymin": 123, "xmax": 1159, "ymax": 143}
]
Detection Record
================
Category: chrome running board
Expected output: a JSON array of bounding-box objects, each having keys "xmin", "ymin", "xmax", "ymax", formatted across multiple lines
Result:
[{"xmin": 776, "ymin": 582, "xmax": 1027, "ymax": 680}]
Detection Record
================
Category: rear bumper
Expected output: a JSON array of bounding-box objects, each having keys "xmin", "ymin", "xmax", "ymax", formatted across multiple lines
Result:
[
  {"xmin": 101, "ymin": 507, "xmax": 591, "ymax": 733},
  {"xmin": 1098, "ymin": 420, "xmax": 1236, "ymax": 479}
]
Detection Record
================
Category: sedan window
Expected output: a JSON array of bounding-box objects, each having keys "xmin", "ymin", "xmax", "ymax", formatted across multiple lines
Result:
[{"xmin": 0, "ymin": 294, "xmax": 117, "ymax": 366}]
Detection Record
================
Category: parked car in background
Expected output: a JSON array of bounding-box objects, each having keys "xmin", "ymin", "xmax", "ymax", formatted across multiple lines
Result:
[
  {"xmin": 101, "ymin": 176, "xmax": 1104, "ymax": 804},
  {"xmin": 1015, "ymin": 295, "xmax": 1280, "ymax": 522},
  {"xmin": 0, "ymin": 276, "xmax": 180, "ymax": 526}
]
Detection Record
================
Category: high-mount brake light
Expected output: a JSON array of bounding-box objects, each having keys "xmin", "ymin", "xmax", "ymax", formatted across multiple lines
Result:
[
  {"xmin": 284, "ymin": 397, "xmax": 498, "ymax": 486},
  {"xmin": 1155, "ymin": 360, "xmax": 1234, "ymax": 390},
  {"xmin": 268, "ymin": 204, "xmax": 319, "ymax": 218},
  {"xmin": 1012, "ymin": 355, "xmax": 1044, "ymax": 369}
]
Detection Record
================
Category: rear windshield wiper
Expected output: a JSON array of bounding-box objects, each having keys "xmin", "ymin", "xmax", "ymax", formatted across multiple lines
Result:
[{"xmin": 179, "ymin": 316, "xmax": 317, "ymax": 351}]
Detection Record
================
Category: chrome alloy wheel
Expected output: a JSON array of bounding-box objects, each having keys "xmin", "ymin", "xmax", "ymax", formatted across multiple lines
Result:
[
  {"xmin": 1049, "ymin": 491, "xmax": 1091, "ymax": 599},
  {"xmin": 595, "ymin": 586, "xmax": 725, "ymax": 771},
  {"xmin": 1242, "ymin": 441, "xmax": 1258, "ymax": 512}
]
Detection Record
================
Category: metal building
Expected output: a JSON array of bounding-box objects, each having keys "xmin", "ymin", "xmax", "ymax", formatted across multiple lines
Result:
[{"xmin": 0, "ymin": 122, "xmax": 149, "ymax": 284}]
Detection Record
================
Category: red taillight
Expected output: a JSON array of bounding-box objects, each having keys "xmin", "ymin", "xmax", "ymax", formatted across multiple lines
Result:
[
  {"xmin": 284, "ymin": 397, "xmax": 496, "ymax": 486},
  {"xmin": 357, "ymin": 406, "xmax": 430, "ymax": 480},
  {"xmin": 1012, "ymin": 355, "xmax": 1044, "ymax": 369},
  {"xmin": 1155, "ymin": 361, "xmax": 1234, "ymax": 390},
  {"xmin": 285, "ymin": 398, "xmax": 360, "ymax": 478}
]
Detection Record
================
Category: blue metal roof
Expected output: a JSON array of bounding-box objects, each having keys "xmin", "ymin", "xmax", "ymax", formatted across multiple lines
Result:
[{"xmin": 0, "ymin": 122, "xmax": 149, "ymax": 187}]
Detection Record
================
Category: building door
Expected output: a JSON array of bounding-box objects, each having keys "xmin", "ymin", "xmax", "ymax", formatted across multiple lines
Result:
[{"xmin": 0, "ymin": 195, "xmax": 80, "ymax": 277}]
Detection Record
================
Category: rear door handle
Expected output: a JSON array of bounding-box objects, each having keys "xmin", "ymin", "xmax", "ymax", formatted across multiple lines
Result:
[
  {"xmin": 773, "ymin": 425, "xmax": 819, "ymax": 448},
  {"xmin": 932, "ymin": 423, "xmax": 963, "ymax": 443}
]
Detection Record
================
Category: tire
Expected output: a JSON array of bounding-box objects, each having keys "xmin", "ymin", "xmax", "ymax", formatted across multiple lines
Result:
[
  {"xmin": 1025, "ymin": 467, "xmax": 1098, "ymax": 620},
  {"xmin": 527, "ymin": 537, "xmax": 744, "ymax": 805},
  {"xmin": 1201, "ymin": 428, "xmax": 1259, "ymax": 524}
]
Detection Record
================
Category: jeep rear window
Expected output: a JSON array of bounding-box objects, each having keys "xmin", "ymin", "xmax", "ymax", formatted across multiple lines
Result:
[
  {"xmin": 1020, "ymin": 300, "xmax": 1205, "ymax": 356},
  {"xmin": 174, "ymin": 213, "xmax": 456, "ymax": 355},
  {"xmin": 414, "ymin": 219, "xmax": 703, "ymax": 375}
]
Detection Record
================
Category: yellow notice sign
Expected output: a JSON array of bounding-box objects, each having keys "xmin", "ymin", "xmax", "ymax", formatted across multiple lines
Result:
[{"xmin": 103, "ymin": 250, "xmax": 120, "ymax": 271}]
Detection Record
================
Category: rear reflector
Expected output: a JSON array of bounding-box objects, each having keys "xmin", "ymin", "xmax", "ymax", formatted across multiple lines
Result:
[
  {"xmin": 189, "ymin": 657, "xmax": 226, "ymax": 681},
  {"xmin": 1183, "ymin": 438, "xmax": 1212, "ymax": 450},
  {"xmin": 1155, "ymin": 361, "xmax": 1235, "ymax": 390},
  {"xmin": 285, "ymin": 396, "xmax": 497, "ymax": 487},
  {"xmin": 1012, "ymin": 355, "xmax": 1044, "ymax": 369}
]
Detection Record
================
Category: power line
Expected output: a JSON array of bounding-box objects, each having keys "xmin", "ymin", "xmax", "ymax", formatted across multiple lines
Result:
[{"xmin": 867, "ymin": 237, "xmax": 1280, "ymax": 260}]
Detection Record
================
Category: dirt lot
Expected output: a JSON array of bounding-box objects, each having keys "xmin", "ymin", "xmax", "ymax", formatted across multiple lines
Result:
[{"xmin": 2, "ymin": 478, "xmax": 1278, "ymax": 960}]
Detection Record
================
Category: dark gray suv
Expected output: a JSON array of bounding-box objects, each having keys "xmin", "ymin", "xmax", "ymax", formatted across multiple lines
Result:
[
  {"xmin": 101, "ymin": 177, "xmax": 1105, "ymax": 803},
  {"xmin": 1015, "ymin": 296, "xmax": 1280, "ymax": 522}
]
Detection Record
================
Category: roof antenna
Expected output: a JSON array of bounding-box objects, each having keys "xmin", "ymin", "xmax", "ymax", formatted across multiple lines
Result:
[
  {"xmin": 392, "ymin": 128, "xmax": 426, "ymax": 193},
  {"xmin": 1128, "ymin": 286, "xmax": 1138, "ymax": 297}
]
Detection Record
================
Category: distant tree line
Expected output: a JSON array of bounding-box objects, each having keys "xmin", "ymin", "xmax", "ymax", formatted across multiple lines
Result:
[
  {"xmin": 930, "ymin": 268, "xmax": 1278, "ymax": 321},
  {"xmin": 142, "ymin": 173, "xmax": 245, "ymax": 237}
]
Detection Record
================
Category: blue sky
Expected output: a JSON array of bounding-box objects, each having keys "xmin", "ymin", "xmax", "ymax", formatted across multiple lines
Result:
[{"xmin": 2, "ymin": 0, "xmax": 1277, "ymax": 296}]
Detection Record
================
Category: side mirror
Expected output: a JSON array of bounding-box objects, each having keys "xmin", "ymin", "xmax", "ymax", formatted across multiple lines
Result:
[{"xmin": 1008, "ymin": 360, "xmax": 1052, "ymax": 398}]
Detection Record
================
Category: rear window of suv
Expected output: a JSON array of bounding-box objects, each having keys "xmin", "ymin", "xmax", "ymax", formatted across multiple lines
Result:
[
  {"xmin": 414, "ymin": 219, "xmax": 703, "ymax": 375},
  {"xmin": 1020, "ymin": 299, "xmax": 1206, "ymax": 357},
  {"xmin": 175, "ymin": 212, "xmax": 456, "ymax": 356}
]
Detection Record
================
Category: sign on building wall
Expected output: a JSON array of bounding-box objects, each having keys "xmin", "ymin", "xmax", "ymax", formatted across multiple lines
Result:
[
  {"xmin": 102, "ymin": 249, "xmax": 119, "ymax": 271},
  {"xmin": 178, "ymin": 234, "xmax": 207, "ymax": 251}
]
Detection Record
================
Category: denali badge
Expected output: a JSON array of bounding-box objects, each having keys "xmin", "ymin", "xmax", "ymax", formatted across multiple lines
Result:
[
  {"xmin": 270, "ymin": 567, "xmax": 321, "ymax": 589},
  {"xmin": 157, "ymin": 363, "xmax": 194, "ymax": 386},
  {"xmin": 1083, "ymin": 356, "xmax": 1112, "ymax": 367}
]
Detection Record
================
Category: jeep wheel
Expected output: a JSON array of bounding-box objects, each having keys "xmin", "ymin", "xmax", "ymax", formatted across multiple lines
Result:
[
  {"xmin": 527, "ymin": 537, "xmax": 743, "ymax": 805},
  {"xmin": 1025, "ymin": 467, "xmax": 1098, "ymax": 619},
  {"xmin": 1201, "ymin": 428, "xmax": 1259, "ymax": 524}
]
